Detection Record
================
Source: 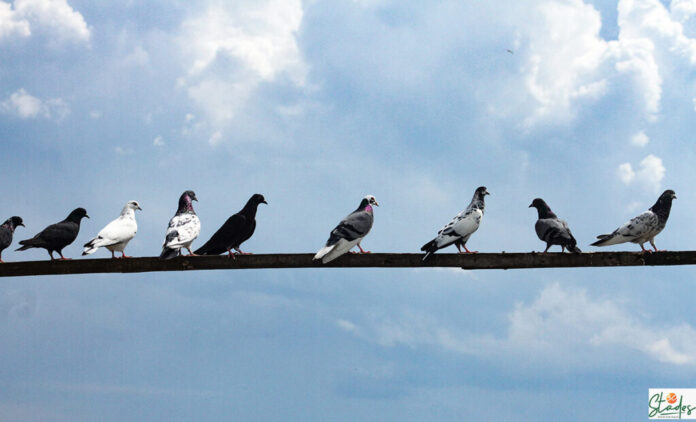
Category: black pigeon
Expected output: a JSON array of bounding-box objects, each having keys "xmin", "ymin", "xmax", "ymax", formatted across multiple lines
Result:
[
  {"xmin": 195, "ymin": 194, "xmax": 267, "ymax": 258},
  {"xmin": 529, "ymin": 198, "xmax": 581, "ymax": 253},
  {"xmin": 591, "ymin": 189, "xmax": 676, "ymax": 252},
  {"xmin": 16, "ymin": 208, "xmax": 89, "ymax": 260},
  {"xmin": 0, "ymin": 216, "xmax": 24, "ymax": 263}
]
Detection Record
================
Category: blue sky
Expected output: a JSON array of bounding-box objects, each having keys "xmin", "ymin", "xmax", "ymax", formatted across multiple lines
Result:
[{"xmin": 1, "ymin": 0, "xmax": 696, "ymax": 420}]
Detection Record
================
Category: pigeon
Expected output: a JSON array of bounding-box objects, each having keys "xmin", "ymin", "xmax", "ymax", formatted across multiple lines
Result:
[
  {"xmin": 82, "ymin": 200, "xmax": 142, "ymax": 258},
  {"xmin": 16, "ymin": 208, "xmax": 89, "ymax": 260},
  {"xmin": 160, "ymin": 190, "xmax": 201, "ymax": 259},
  {"xmin": 421, "ymin": 186, "xmax": 489, "ymax": 261},
  {"xmin": 591, "ymin": 189, "xmax": 676, "ymax": 252},
  {"xmin": 194, "ymin": 194, "xmax": 267, "ymax": 258},
  {"xmin": 0, "ymin": 216, "xmax": 24, "ymax": 263},
  {"xmin": 314, "ymin": 195, "xmax": 379, "ymax": 264},
  {"xmin": 529, "ymin": 198, "xmax": 581, "ymax": 253}
]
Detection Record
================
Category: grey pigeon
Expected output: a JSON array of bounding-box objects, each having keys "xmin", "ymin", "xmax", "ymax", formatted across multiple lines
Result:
[
  {"xmin": 83, "ymin": 200, "xmax": 142, "ymax": 258},
  {"xmin": 421, "ymin": 186, "xmax": 489, "ymax": 261},
  {"xmin": 0, "ymin": 216, "xmax": 24, "ymax": 262},
  {"xmin": 314, "ymin": 195, "xmax": 378, "ymax": 264},
  {"xmin": 16, "ymin": 208, "xmax": 89, "ymax": 260},
  {"xmin": 160, "ymin": 190, "xmax": 201, "ymax": 259},
  {"xmin": 529, "ymin": 198, "xmax": 581, "ymax": 253},
  {"xmin": 591, "ymin": 189, "xmax": 676, "ymax": 252},
  {"xmin": 195, "ymin": 194, "xmax": 267, "ymax": 258}
]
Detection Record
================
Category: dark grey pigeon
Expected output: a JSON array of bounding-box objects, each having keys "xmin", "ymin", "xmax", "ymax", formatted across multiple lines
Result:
[
  {"xmin": 313, "ymin": 195, "xmax": 379, "ymax": 264},
  {"xmin": 591, "ymin": 189, "xmax": 676, "ymax": 252},
  {"xmin": 529, "ymin": 198, "xmax": 581, "ymax": 253},
  {"xmin": 17, "ymin": 208, "xmax": 89, "ymax": 260},
  {"xmin": 195, "ymin": 194, "xmax": 267, "ymax": 258},
  {"xmin": 0, "ymin": 216, "xmax": 24, "ymax": 263}
]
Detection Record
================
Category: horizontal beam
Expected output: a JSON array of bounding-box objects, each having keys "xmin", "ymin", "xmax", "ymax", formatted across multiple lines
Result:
[{"xmin": 0, "ymin": 251, "xmax": 694, "ymax": 278}]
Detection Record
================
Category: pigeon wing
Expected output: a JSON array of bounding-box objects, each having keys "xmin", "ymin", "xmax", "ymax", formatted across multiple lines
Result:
[
  {"xmin": 163, "ymin": 214, "xmax": 201, "ymax": 249},
  {"xmin": 195, "ymin": 214, "xmax": 247, "ymax": 255},
  {"xmin": 592, "ymin": 210, "xmax": 658, "ymax": 246},
  {"xmin": 326, "ymin": 211, "xmax": 373, "ymax": 247},
  {"xmin": 83, "ymin": 217, "xmax": 137, "ymax": 254}
]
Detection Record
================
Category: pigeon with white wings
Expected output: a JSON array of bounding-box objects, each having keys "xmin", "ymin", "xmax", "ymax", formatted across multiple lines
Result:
[
  {"xmin": 313, "ymin": 195, "xmax": 378, "ymax": 264},
  {"xmin": 421, "ymin": 186, "xmax": 489, "ymax": 261},
  {"xmin": 529, "ymin": 198, "xmax": 581, "ymax": 253},
  {"xmin": 591, "ymin": 189, "xmax": 676, "ymax": 252},
  {"xmin": 160, "ymin": 190, "xmax": 201, "ymax": 259},
  {"xmin": 82, "ymin": 200, "xmax": 142, "ymax": 258}
]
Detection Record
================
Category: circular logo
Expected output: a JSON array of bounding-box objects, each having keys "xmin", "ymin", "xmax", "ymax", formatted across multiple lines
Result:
[{"xmin": 666, "ymin": 392, "xmax": 678, "ymax": 404}]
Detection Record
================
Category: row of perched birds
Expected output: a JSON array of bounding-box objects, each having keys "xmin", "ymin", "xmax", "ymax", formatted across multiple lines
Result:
[{"xmin": 0, "ymin": 187, "xmax": 677, "ymax": 264}]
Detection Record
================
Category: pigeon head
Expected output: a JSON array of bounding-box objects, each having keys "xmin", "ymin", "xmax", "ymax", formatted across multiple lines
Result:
[
  {"xmin": 650, "ymin": 189, "xmax": 676, "ymax": 219},
  {"xmin": 127, "ymin": 200, "xmax": 143, "ymax": 211},
  {"xmin": 177, "ymin": 190, "xmax": 198, "ymax": 213},
  {"xmin": 529, "ymin": 198, "xmax": 556, "ymax": 218},
  {"xmin": 358, "ymin": 195, "xmax": 379, "ymax": 212},
  {"xmin": 67, "ymin": 208, "xmax": 89, "ymax": 223},
  {"xmin": 251, "ymin": 194, "xmax": 268, "ymax": 205},
  {"xmin": 3, "ymin": 216, "xmax": 24, "ymax": 230},
  {"xmin": 474, "ymin": 186, "xmax": 490, "ymax": 198}
]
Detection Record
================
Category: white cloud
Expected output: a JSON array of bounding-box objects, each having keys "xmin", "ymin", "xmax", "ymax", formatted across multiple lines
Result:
[
  {"xmin": 0, "ymin": 88, "xmax": 69, "ymax": 120},
  {"xmin": 617, "ymin": 162, "xmax": 636, "ymax": 183},
  {"xmin": 0, "ymin": 1, "xmax": 30, "ymax": 40},
  {"xmin": 617, "ymin": 154, "xmax": 665, "ymax": 192},
  {"xmin": 0, "ymin": 0, "xmax": 89, "ymax": 43},
  {"xmin": 631, "ymin": 130, "xmax": 650, "ymax": 146},
  {"xmin": 523, "ymin": 0, "xmax": 696, "ymax": 124},
  {"xmin": 153, "ymin": 135, "xmax": 164, "ymax": 147},
  {"xmin": 341, "ymin": 284, "xmax": 696, "ymax": 368},
  {"xmin": 178, "ymin": 0, "xmax": 306, "ymax": 139}
]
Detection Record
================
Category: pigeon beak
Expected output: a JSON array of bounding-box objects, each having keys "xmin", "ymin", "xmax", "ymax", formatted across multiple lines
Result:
[
  {"xmin": 374, "ymin": 201, "xmax": 379, "ymax": 207},
  {"xmin": 18, "ymin": 223, "xmax": 25, "ymax": 227},
  {"xmin": 528, "ymin": 203, "xmax": 533, "ymax": 208},
  {"xmin": 262, "ymin": 200, "xmax": 268, "ymax": 205},
  {"xmin": 137, "ymin": 205, "xmax": 143, "ymax": 211},
  {"xmin": 672, "ymin": 194, "xmax": 677, "ymax": 199},
  {"xmin": 85, "ymin": 214, "xmax": 90, "ymax": 219}
]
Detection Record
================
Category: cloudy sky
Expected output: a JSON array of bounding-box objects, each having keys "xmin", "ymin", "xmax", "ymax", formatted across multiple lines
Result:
[{"xmin": 1, "ymin": 0, "xmax": 696, "ymax": 420}]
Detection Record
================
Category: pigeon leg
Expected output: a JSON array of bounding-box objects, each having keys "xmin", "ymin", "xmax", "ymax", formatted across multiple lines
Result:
[
  {"xmin": 543, "ymin": 245, "xmax": 551, "ymax": 253},
  {"xmin": 357, "ymin": 243, "xmax": 371, "ymax": 254},
  {"xmin": 226, "ymin": 249, "xmax": 236, "ymax": 259},
  {"xmin": 462, "ymin": 245, "xmax": 478, "ymax": 254},
  {"xmin": 57, "ymin": 252, "xmax": 71, "ymax": 260},
  {"xmin": 111, "ymin": 250, "xmax": 116, "ymax": 259},
  {"xmin": 649, "ymin": 240, "xmax": 662, "ymax": 252},
  {"xmin": 121, "ymin": 251, "xmax": 132, "ymax": 258},
  {"xmin": 455, "ymin": 243, "xmax": 463, "ymax": 253},
  {"xmin": 234, "ymin": 247, "xmax": 253, "ymax": 255},
  {"xmin": 48, "ymin": 251, "xmax": 55, "ymax": 260},
  {"xmin": 640, "ymin": 243, "xmax": 652, "ymax": 253},
  {"xmin": 184, "ymin": 248, "xmax": 198, "ymax": 257}
]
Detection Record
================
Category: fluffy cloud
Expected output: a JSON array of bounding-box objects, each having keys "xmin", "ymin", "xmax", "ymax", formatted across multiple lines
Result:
[
  {"xmin": 0, "ymin": 0, "xmax": 89, "ymax": 43},
  {"xmin": 617, "ymin": 154, "xmax": 665, "ymax": 192},
  {"xmin": 523, "ymin": 0, "xmax": 696, "ymax": 124},
  {"xmin": 339, "ymin": 283, "xmax": 696, "ymax": 368},
  {"xmin": 631, "ymin": 130, "xmax": 650, "ymax": 146},
  {"xmin": 178, "ymin": 0, "xmax": 306, "ymax": 137},
  {"xmin": 0, "ymin": 1, "xmax": 30, "ymax": 40},
  {"xmin": 0, "ymin": 88, "xmax": 69, "ymax": 120}
]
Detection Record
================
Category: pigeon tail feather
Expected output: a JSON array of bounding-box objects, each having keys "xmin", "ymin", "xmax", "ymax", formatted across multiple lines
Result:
[
  {"xmin": 313, "ymin": 245, "xmax": 335, "ymax": 261},
  {"xmin": 568, "ymin": 245, "xmax": 582, "ymax": 253},
  {"xmin": 160, "ymin": 247, "xmax": 179, "ymax": 260}
]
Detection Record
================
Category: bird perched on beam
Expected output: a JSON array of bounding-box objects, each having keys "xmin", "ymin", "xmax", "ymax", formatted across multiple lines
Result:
[
  {"xmin": 0, "ymin": 216, "xmax": 24, "ymax": 263},
  {"xmin": 314, "ymin": 195, "xmax": 378, "ymax": 264},
  {"xmin": 160, "ymin": 190, "xmax": 201, "ymax": 259},
  {"xmin": 16, "ymin": 208, "xmax": 89, "ymax": 260},
  {"xmin": 529, "ymin": 198, "xmax": 581, "ymax": 253},
  {"xmin": 82, "ymin": 200, "xmax": 142, "ymax": 258},
  {"xmin": 591, "ymin": 189, "xmax": 676, "ymax": 253},
  {"xmin": 421, "ymin": 186, "xmax": 489, "ymax": 261},
  {"xmin": 195, "ymin": 194, "xmax": 267, "ymax": 258}
]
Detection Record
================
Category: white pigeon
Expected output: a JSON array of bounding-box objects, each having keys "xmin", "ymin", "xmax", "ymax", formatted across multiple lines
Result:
[
  {"xmin": 314, "ymin": 195, "xmax": 378, "ymax": 264},
  {"xmin": 591, "ymin": 189, "xmax": 676, "ymax": 252},
  {"xmin": 82, "ymin": 200, "xmax": 142, "ymax": 258},
  {"xmin": 421, "ymin": 186, "xmax": 489, "ymax": 261},
  {"xmin": 160, "ymin": 190, "xmax": 201, "ymax": 259}
]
